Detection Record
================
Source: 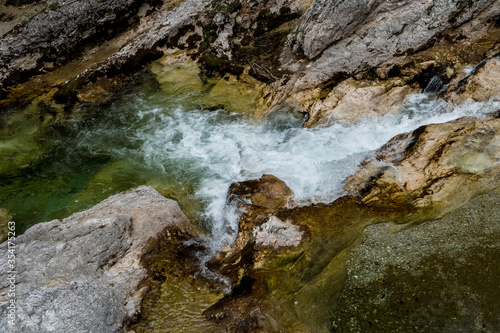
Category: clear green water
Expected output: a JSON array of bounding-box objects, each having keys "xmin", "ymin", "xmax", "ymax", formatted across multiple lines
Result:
[{"xmin": 0, "ymin": 75, "xmax": 206, "ymax": 233}]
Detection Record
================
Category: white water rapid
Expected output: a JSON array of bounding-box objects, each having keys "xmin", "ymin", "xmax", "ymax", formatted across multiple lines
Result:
[{"xmin": 109, "ymin": 93, "xmax": 499, "ymax": 251}]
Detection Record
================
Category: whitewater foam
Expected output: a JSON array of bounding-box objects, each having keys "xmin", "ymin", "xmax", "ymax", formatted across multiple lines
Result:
[{"xmin": 76, "ymin": 90, "xmax": 500, "ymax": 251}]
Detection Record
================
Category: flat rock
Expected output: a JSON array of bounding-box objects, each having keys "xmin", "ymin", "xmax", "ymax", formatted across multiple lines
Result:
[{"xmin": 333, "ymin": 186, "xmax": 500, "ymax": 332}]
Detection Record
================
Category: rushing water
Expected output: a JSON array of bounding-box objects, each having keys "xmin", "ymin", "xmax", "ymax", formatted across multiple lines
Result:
[{"xmin": 1, "ymin": 73, "xmax": 499, "ymax": 247}]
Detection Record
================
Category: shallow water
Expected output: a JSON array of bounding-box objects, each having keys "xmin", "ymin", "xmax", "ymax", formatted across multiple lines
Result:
[{"xmin": 1, "ymin": 73, "xmax": 499, "ymax": 245}]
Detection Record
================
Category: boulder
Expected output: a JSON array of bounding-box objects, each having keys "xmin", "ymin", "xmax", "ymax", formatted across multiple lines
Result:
[
  {"xmin": 344, "ymin": 116, "xmax": 500, "ymax": 217},
  {"xmin": 228, "ymin": 174, "xmax": 293, "ymax": 210},
  {"xmin": 0, "ymin": 186, "xmax": 197, "ymax": 333},
  {"xmin": 305, "ymin": 77, "xmax": 419, "ymax": 126}
]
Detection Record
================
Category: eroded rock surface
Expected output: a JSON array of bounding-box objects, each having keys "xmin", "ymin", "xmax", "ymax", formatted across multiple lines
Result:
[
  {"xmin": 305, "ymin": 77, "xmax": 419, "ymax": 126},
  {"xmin": 345, "ymin": 115, "xmax": 500, "ymax": 217},
  {"xmin": 0, "ymin": 186, "xmax": 197, "ymax": 333},
  {"xmin": 2, "ymin": 0, "xmax": 499, "ymax": 125},
  {"xmin": 446, "ymin": 56, "xmax": 500, "ymax": 104},
  {"xmin": 0, "ymin": 0, "xmax": 148, "ymax": 92}
]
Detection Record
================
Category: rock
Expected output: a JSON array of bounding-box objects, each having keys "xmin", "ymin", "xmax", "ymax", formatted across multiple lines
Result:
[
  {"xmin": 209, "ymin": 174, "xmax": 300, "ymax": 287},
  {"xmin": 228, "ymin": 174, "xmax": 293, "ymax": 210},
  {"xmin": 253, "ymin": 216, "xmax": 304, "ymax": 249},
  {"xmin": 204, "ymin": 115, "xmax": 500, "ymax": 332},
  {"xmin": 68, "ymin": 0, "xmax": 208, "ymax": 100},
  {"xmin": 262, "ymin": 0, "xmax": 500, "ymax": 123},
  {"xmin": 0, "ymin": 102, "xmax": 50, "ymax": 176},
  {"xmin": 202, "ymin": 72, "xmax": 265, "ymax": 115},
  {"xmin": 150, "ymin": 52, "xmax": 205, "ymax": 97},
  {"xmin": 446, "ymin": 57, "xmax": 500, "ymax": 104},
  {"xmin": 344, "ymin": 116, "xmax": 500, "ymax": 218},
  {"xmin": 0, "ymin": 186, "xmax": 197, "ymax": 333},
  {"xmin": 332, "ymin": 186, "xmax": 500, "ymax": 332},
  {"xmin": 305, "ymin": 77, "xmax": 419, "ymax": 126},
  {"xmin": 283, "ymin": 0, "xmax": 500, "ymax": 91},
  {"xmin": 75, "ymin": 74, "xmax": 131, "ymax": 105},
  {"xmin": 0, "ymin": 0, "xmax": 208, "ymax": 109},
  {"xmin": 0, "ymin": 0, "xmax": 146, "ymax": 92}
]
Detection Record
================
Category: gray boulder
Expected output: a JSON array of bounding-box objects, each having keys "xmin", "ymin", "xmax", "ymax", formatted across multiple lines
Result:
[{"xmin": 0, "ymin": 186, "xmax": 197, "ymax": 333}]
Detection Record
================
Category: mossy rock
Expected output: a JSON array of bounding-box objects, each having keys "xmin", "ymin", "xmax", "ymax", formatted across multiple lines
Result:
[{"xmin": 150, "ymin": 54, "xmax": 205, "ymax": 97}]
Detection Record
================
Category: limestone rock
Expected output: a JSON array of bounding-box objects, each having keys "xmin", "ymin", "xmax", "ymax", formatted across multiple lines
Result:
[
  {"xmin": 0, "ymin": 0, "xmax": 208, "ymax": 109},
  {"xmin": 284, "ymin": 0, "xmax": 500, "ymax": 91},
  {"xmin": 0, "ymin": 0, "xmax": 146, "ymax": 91},
  {"xmin": 210, "ymin": 174, "xmax": 299, "ymax": 283},
  {"xmin": 305, "ymin": 77, "xmax": 419, "ymax": 126},
  {"xmin": 263, "ymin": 0, "xmax": 500, "ymax": 123},
  {"xmin": 0, "ymin": 186, "xmax": 197, "ymax": 333},
  {"xmin": 345, "ymin": 116, "xmax": 500, "ymax": 217},
  {"xmin": 228, "ymin": 174, "xmax": 293, "ymax": 210},
  {"xmin": 253, "ymin": 216, "xmax": 304, "ymax": 249},
  {"xmin": 446, "ymin": 57, "xmax": 500, "ymax": 105}
]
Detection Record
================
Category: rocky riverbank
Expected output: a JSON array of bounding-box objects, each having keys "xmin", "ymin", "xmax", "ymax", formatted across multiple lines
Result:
[
  {"xmin": 1, "ymin": 0, "xmax": 499, "ymax": 332},
  {"xmin": 1, "ymin": 0, "xmax": 499, "ymax": 117}
]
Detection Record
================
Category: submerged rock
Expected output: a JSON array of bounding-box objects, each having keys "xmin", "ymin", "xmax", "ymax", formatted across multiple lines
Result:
[
  {"xmin": 201, "ymin": 72, "xmax": 265, "ymax": 115},
  {"xmin": 332, "ymin": 186, "xmax": 500, "ymax": 332},
  {"xmin": 0, "ymin": 186, "xmax": 197, "ymax": 333},
  {"xmin": 150, "ymin": 52, "xmax": 205, "ymax": 97}
]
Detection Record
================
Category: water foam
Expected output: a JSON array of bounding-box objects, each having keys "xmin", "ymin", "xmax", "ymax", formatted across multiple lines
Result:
[
  {"xmin": 73, "ymin": 89, "xmax": 499, "ymax": 252},
  {"xmin": 120, "ymin": 93, "xmax": 498, "ymax": 249}
]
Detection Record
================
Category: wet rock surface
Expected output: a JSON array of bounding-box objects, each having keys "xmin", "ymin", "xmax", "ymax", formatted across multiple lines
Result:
[
  {"xmin": 345, "ymin": 116, "xmax": 500, "ymax": 217},
  {"xmin": 333, "ymin": 186, "xmax": 500, "ymax": 332},
  {"xmin": 446, "ymin": 56, "xmax": 500, "ymax": 104},
  {"xmin": 0, "ymin": 186, "xmax": 197, "ymax": 333}
]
